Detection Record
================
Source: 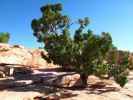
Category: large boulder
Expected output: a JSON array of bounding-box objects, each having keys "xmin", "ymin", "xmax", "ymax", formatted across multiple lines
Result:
[
  {"xmin": 0, "ymin": 43, "xmax": 54, "ymax": 68},
  {"xmin": 50, "ymin": 74, "xmax": 82, "ymax": 87}
]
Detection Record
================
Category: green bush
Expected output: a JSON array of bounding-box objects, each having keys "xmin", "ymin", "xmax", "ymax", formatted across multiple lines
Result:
[
  {"xmin": 0, "ymin": 32, "xmax": 10, "ymax": 43},
  {"xmin": 114, "ymin": 74, "xmax": 128, "ymax": 87}
]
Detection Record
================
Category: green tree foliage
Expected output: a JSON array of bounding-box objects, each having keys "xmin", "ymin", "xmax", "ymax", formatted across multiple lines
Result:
[
  {"xmin": 31, "ymin": 3, "xmax": 129, "ymax": 87},
  {"xmin": 0, "ymin": 32, "xmax": 10, "ymax": 43},
  {"xmin": 31, "ymin": 3, "xmax": 69, "ymax": 42},
  {"xmin": 106, "ymin": 49, "xmax": 129, "ymax": 87},
  {"xmin": 128, "ymin": 55, "xmax": 133, "ymax": 70}
]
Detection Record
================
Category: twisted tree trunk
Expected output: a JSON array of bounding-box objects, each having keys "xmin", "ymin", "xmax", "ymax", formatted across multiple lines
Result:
[{"xmin": 80, "ymin": 73, "xmax": 88, "ymax": 88}]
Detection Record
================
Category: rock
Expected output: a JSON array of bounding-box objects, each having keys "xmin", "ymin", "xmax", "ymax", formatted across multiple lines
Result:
[
  {"xmin": 53, "ymin": 74, "xmax": 82, "ymax": 87},
  {"xmin": 0, "ymin": 82, "xmax": 14, "ymax": 90},
  {"xmin": 13, "ymin": 67, "xmax": 33, "ymax": 76},
  {"xmin": 0, "ymin": 43, "xmax": 58, "ymax": 69},
  {"xmin": 0, "ymin": 71, "xmax": 5, "ymax": 78},
  {"xmin": 29, "ymin": 48, "xmax": 48, "ymax": 68},
  {"xmin": 40, "ymin": 73, "xmax": 120, "ymax": 88},
  {"xmin": 45, "ymin": 95, "xmax": 60, "ymax": 100},
  {"xmin": 60, "ymin": 90, "xmax": 77, "ymax": 98},
  {"xmin": 88, "ymin": 75, "xmax": 101, "ymax": 84},
  {"xmin": 0, "ymin": 43, "xmax": 10, "ymax": 50},
  {"xmin": 0, "ymin": 65, "xmax": 13, "ymax": 77},
  {"xmin": 36, "ymin": 73, "xmax": 82, "ymax": 88},
  {"xmin": 33, "ymin": 96, "xmax": 45, "ymax": 100}
]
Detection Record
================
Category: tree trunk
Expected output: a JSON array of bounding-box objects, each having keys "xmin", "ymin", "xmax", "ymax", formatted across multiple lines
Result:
[{"xmin": 80, "ymin": 73, "xmax": 88, "ymax": 88}]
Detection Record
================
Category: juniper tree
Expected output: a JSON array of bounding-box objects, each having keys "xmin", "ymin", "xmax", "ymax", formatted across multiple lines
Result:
[{"xmin": 31, "ymin": 3, "xmax": 129, "ymax": 87}]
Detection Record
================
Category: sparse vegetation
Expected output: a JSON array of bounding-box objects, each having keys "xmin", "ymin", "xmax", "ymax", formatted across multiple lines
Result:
[
  {"xmin": 0, "ymin": 32, "xmax": 10, "ymax": 43},
  {"xmin": 106, "ymin": 49, "xmax": 129, "ymax": 86}
]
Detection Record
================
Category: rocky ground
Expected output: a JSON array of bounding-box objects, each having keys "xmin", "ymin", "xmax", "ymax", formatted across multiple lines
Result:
[
  {"xmin": 0, "ymin": 43, "xmax": 58, "ymax": 68},
  {"xmin": 0, "ymin": 69, "xmax": 133, "ymax": 100},
  {"xmin": 0, "ymin": 43, "xmax": 133, "ymax": 100}
]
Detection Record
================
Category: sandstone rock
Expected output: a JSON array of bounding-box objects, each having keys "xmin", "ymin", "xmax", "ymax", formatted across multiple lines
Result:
[
  {"xmin": 33, "ymin": 96, "xmax": 44, "ymax": 100},
  {"xmin": 13, "ymin": 67, "xmax": 33, "ymax": 76},
  {"xmin": 53, "ymin": 74, "xmax": 82, "ymax": 87},
  {"xmin": 60, "ymin": 90, "xmax": 77, "ymax": 98},
  {"xmin": 45, "ymin": 95, "xmax": 60, "ymax": 100},
  {"xmin": 0, "ymin": 43, "xmax": 56, "ymax": 69},
  {"xmin": 88, "ymin": 75, "xmax": 101, "ymax": 84},
  {"xmin": 0, "ymin": 43, "xmax": 10, "ymax": 49},
  {"xmin": 0, "ymin": 71, "xmax": 5, "ymax": 78}
]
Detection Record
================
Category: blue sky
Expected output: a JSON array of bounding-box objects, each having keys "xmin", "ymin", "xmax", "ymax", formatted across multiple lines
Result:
[{"xmin": 0, "ymin": 0, "xmax": 133, "ymax": 51}]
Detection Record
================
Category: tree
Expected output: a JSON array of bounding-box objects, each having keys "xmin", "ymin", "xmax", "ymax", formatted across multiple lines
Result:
[
  {"xmin": 106, "ymin": 49, "xmax": 129, "ymax": 87},
  {"xmin": 0, "ymin": 32, "xmax": 10, "ymax": 43},
  {"xmin": 31, "ymin": 3, "xmax": 129, "ymax": 87}
]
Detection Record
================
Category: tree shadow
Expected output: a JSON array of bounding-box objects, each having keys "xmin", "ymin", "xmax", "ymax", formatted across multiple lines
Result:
[
  {"xmin": 0, "ymin": 71, "xmax": 76, "ymax": 92},
  {"xmin": 85, "ymin": 82, "xmax": 120, "ymax": 95},
  {"xmin": 0, "ymin": 69, "xmax": 120, "ymax": 99},
  {"xmin": 37, "ymin": 67, "xmax": 62, "ymax": 72}
]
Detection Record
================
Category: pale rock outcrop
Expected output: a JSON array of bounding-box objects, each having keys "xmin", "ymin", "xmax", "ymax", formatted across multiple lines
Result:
[
  {"xmin": 54, "ymin": 74, "xmax": 82, "ymax": 87},
  {"xmin": 0, "ymin": 43, "xmax": 50, "ymax": 68}
]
